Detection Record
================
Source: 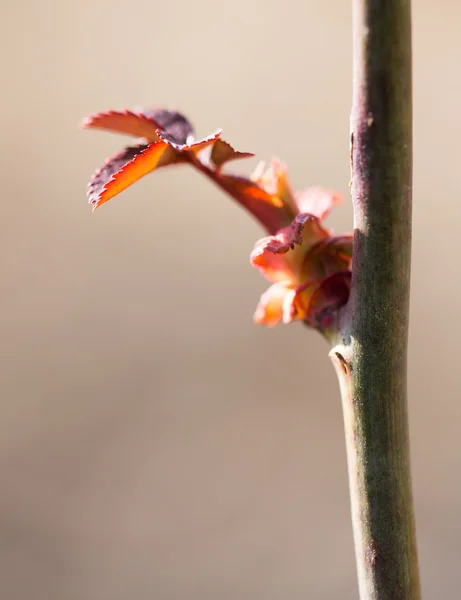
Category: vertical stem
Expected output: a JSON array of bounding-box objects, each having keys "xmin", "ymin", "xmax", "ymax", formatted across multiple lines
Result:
[{"xmin": 330, "ymin": 0, "xmax": 421, "ymax": 598}]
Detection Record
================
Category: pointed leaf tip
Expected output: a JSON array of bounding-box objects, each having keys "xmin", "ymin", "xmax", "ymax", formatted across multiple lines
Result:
[
  {"xmin": 210, "ymin": 139, "xmax": 254, "ymax": 168},
  {"xmin": 82, "ymin": 110, "xmax": 162, "ymax": 141},
  {"xmin": 88, "ymin": 145, "xmax": 149, "ymax": 208},
  {"xmin": 157, "ymin": 128, "xmax": 222, "ymax": 153},
  {"xmin": 88, "ymin": 142, "xmax": 181, "ymax": 209},
  {"xmin": 295, "ymin": 186, "xmax": 343, "ymax": 220},
  {"xmin": 82, "ymin": 108, "xmax": 195, "ymax": 145}
]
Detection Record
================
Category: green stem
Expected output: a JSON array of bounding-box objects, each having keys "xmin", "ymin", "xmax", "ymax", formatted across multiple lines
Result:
[{"xmin": 330, "ymin": 0, "xmax": 421, "ymax": 598}]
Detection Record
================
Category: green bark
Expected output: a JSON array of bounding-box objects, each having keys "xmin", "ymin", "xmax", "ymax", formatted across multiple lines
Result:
[{"xmin": 330, "ymin": 0, "xmax": 421, "ymax": 598}]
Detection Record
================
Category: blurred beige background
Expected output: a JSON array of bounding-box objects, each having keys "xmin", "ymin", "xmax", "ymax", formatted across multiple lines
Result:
[{"xmin": 1, "ymin": 0, "xmax": 459, "ymax": 598}]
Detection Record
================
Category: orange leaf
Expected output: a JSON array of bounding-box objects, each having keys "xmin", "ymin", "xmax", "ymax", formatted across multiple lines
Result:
[
  {"xmin": 254, "ymin": 282, "xmax": 292, "ymax": 327},
  {"xmin": 283, "ymin": 272, "xmax": 351, "ymax": 328},
  {"xmin": 157, "ymin": 128, "xmax": 222, "ymax": 153},
  {"xmin": 306, "ymin": 271, "xmax": 352, "ymax": 329},
  {"xmin": 141, "ymin": 108, "xmax": 194, "ymax": 144},
  {"xmin": 295, "ymin": 186, "xmax": 343, "ymax": 220},
  {"xmin": 250, "ymin": 214, "xmax": 330, "ymax": 283},
  {"xmin": 82, "ymin": 108, "xmax": 195, "ymax": 145},
  {"xmin": 88, "ymin": 142, "xmax": 181, "ymax": 210},
  {"xmin": 251, "ymin": 160, "xmax": 299, "ymax": 216},
  {"xmin": 210, "ymin": 139, "xmax": 254, "ymax": 168},
  {"xmin": 82, "ymin": 110, "xmax": 163, "ymax": 142},
  {"xmin": 219, "ymin": 174, "xmax": 294, "ymax": 234},
  {"xmin": 221, "ymin": 175, "xmax": 283, "ymax": 207}
]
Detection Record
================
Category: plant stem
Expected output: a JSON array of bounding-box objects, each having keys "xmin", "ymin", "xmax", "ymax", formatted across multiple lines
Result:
[{"xmin": 330, "ymin": 0, "xmax": 421, "ymax": 598}]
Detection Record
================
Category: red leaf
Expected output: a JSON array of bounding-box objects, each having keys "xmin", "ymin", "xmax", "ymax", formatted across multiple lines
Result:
[
  {"xmin": 88, "ymin": 144, "xmax": 149, "ymax": 207},
  {"xmin": 142, "ymin": 108, "xmax": 194, "ymax": 144},
  {"xmin": 250, "ymin": 213, "xmax": 330, "ymax": 283},
  {"xmin": 157, "ymin": 128, "xmax": 222, "ymax": 153},
  {"xmin": 82, "ymin": 110, "xmax": 163, "ymax": 142},
  {"xmin": 251, "ymin": 160, "xmax": 298, "ymax": 216},
  {"xmin": 306, "ymin": 271, "xmax": 352, "ymax": 329},
  {"xmin": 81, "ymin": 108, "xmax": 195, "ymax": 145},
  {"xmin": 88, "ymin": 142, "xmax": 182, "ymax": 209},
  {"xmin": 253, "ymin": 282, "xmax": 293, "ymax": 327},
  {"xmin": 87, "ymin": 127, "xmax": 222, "ymax": 210},
  {"xmin": 220, "ymin": 175, "xmax": 282, "ymax": 206},
  {"xmin": 210, "ymin": 139, "xmax": 254, "ymax": 168},
  {"xmin": 295, "ymin": 186, "xmax": 343, "ymax": 220},
  {"xmin": 217, "ymin": 174, "xmax": 294, "ymax": 234}
]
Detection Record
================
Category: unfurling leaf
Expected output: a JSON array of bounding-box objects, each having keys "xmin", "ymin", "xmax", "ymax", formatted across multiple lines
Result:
[{"xmin": 305, "ymin": 271, "xmax": 352, "ymax": 329}]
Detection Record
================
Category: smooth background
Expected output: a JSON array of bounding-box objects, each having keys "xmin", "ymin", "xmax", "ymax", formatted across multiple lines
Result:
[{"xmin": 1, "ymin": 1, "xmax": 459, "ymax": 598}]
